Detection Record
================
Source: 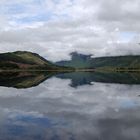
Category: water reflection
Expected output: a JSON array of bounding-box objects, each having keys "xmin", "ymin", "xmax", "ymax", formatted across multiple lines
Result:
[
  {"xmin": 56, "ymin": 72, "xmax": 140, "ymax": 87},
  {"xmin": 0, "ymin": 71, "xmax": 140, "ymax": 88},
  {"xmin": 0, "ymin": 71, "xmax": 140, "ymax": 139},
  {"xmin": 0, "ymin": 71, "xmax": 58, "ymax": 88}
]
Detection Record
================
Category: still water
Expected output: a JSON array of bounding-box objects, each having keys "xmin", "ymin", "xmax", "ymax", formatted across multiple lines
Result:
[{"xmin": 0, "ymin": 71, "xmax": 140, "ymax": 140}]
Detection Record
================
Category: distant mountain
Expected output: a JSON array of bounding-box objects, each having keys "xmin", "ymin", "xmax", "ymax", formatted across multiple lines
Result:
[
  {"xmin": 56, "ymin": 52, "xmax": 92, "ymax": 68},
  {"xmin": 56, "ymin": 52, "xmax": 140, "ymax": 70},
  {"xmin": 0, "ymin": 51, "xmax": 72, "ymax": 70}
]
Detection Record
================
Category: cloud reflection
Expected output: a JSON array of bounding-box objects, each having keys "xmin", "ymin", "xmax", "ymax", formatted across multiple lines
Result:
[{"xmin": 0, "ymin": 77, "xmax": 140, "ymax": 139}]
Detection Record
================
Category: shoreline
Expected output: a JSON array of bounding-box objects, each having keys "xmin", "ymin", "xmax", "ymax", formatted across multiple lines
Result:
[{"xmin": 0, "ymin": 69, "xmax": 140, "ymax": 73}]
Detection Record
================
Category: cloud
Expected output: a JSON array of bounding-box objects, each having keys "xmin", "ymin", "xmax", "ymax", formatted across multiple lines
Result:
[{"xmin": 0, "ymin": 0, "xmax": 140, "ymax": 61}]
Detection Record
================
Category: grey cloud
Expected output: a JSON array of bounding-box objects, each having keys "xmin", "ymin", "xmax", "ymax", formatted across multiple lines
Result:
[
  {"xmin": 0, "ymin": 0, "xmax": 140, "ymax": 61},
  {"xmin": 97, "ymin": 0, "xmax": 140, "ymax": 21}
]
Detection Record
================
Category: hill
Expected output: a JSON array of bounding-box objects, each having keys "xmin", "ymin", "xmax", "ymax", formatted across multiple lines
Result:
[
  {"xmin": 56, "ymin": 52, "xmax": 140, "ymax": 71},
  {"xmin": 0, "ymin": 51, "xmax": 72, "ymax": 71}
]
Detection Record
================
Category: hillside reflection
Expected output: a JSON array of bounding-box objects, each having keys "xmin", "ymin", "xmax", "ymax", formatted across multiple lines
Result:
[
  {"xmin": 0, "ymin": 71, "xmax": 140, "ymax": 88},
  {"xmin": 0, "ymin": 71, "xmax": 56, "ymax": 89}
]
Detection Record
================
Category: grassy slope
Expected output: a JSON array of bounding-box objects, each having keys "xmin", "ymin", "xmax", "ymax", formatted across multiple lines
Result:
[
  {"xmin": 91, "ymin": 55, "xmax": 140, "ymax": 68},
  {"xmin": 56, "ymin": 54, "xmax": 140, "ymax": 70},
  {"xmin": 0, "ymin": 51, "xmax": 72, "ymax": 70},
  {"xmin": 56, "ymin": 52, "xmax": 91, "ymax": 68}
]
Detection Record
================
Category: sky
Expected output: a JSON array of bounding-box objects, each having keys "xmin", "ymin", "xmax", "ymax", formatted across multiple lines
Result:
[{"xmin": 0, "ymin": 0, "xmax": 140, "ymax": 61}]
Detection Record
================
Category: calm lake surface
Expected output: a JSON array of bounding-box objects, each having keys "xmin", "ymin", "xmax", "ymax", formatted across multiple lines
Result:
[{"xmin": 0, "ymin": 72, "xmax": 140, "ymax": 140}]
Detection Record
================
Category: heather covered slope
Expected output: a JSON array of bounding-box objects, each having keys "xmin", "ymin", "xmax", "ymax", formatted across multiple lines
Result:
[{"xmin": 0, "ymin": 51, "xmax": 72, "ymax": 70}]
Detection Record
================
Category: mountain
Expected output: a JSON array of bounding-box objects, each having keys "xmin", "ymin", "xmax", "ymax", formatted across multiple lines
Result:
[
  {"xmin": 56, "ymin": 52, "xmax": 92, "ymax": 68},
  {"xmin": 0, "ymin": 51, "xmax": 72, "ymax": 70},
  {"xmin": 56, "ymin": 52, "xmax": 140, "ymax": 71}
]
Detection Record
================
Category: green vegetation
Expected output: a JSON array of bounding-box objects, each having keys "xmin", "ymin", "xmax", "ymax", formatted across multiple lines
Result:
[
  {"xmin": 56, "ymin": 52, "xmax": 92, "ymax": 68},
  {"xmin": 56, "ymin": 52, "xmax": 140, "ymax": 71},
  {"xmin": 1, "ymin": 51, "xmax": 140, "ymax": 72},
  {"xmin": 0, "ymin": 51, "xmax": 74, "ymax": 71},
  {"xmin": 90, "ymin": 56, "xmax": 140, "ymax": 71}
]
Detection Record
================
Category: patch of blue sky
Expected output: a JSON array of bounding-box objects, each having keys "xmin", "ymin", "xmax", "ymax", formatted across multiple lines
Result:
[
  {"xmin": 2, "ymin": 0, "xmax": 44, "ymax": 15},
  {"xmin": 70, "ymin": 0, "xmax": 75, "ymax": 3},
  {"xmin": 4, "ymin": 4, "xmax": 26, "ymax": 15},
  {"xmin": 15, "ymin": 12, "xmax": 53, "ymax": 24},
  {"xmin": 52, "ymin": 0, "xmax": 74, "ymax": 4},
  {"xmin": 14, "ymin": 12, "xmax": 70, "ymax": 25},
  {"xmin": 119, "ymin": 32, "xmax": 136, "ymax": 42},
  {"xmin": 2, "ymin": 0, "xmax": 72, "ymax": 25},
  {"xmin": 33, "ymin": 0, "xmax": 42, "ymax": 4},
  {"xmin": 52, "ymin": 0, "xmax": 60, "ymax": 4},
  {"xmin": 120, "ymin": 100, "xmax": 138, "ymax": 109},
  {"xmin": 53, "ymin": 13, "xmax": 71, "ymax": 20},
  {"xmin": 33, "ymin": 0, "xmax": 60, "ymax": 5}
]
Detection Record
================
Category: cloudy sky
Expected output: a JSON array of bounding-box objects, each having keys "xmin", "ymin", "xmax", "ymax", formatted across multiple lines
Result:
[{"xmin": 0, "ymin": 0, "xmax": 140, "ymax": 61}]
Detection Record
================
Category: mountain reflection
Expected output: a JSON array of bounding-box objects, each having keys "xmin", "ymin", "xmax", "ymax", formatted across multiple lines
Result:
[
  {"xmin": 0, "ymin": 71, "xmax": 57, "ymax": 89},
  {"xmin": 56, "ymin": 72, "xmax": 140, "ymax": 87},
  {"xmin": 0, "ymin": 71, "xmax": 140, "ymax": 88}
]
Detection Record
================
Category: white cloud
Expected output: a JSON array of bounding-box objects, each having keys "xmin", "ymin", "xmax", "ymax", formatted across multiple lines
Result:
[{"xmin": 0, "ymin": 0, "xmax": 140, "ymax": 61}]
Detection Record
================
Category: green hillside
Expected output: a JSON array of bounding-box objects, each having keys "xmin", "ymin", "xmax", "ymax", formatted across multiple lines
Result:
[
  {"xmin": 0, "ymin": 51, "xmax": 72, "ymax": 70},
  {"xmin": 56, "ymin": 52, "xmax": 91, "ymax": 68},
  {"xmin": 91, "ymin": 56, "xmax": 140, "ymax": 68},
  {"xmin": 56, "ymin": 52, "xmax": 140, "ymax": 71}
]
